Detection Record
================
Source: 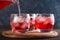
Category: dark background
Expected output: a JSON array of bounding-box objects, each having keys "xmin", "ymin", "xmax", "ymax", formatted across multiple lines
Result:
[{"xmin": 0, "ymin": 0, "xmax": 60, "ymax": 28}]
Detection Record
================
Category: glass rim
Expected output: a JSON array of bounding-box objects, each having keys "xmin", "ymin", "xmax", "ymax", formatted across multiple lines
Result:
[{"xmin": 10, "ymin": 13, "xmax": 54, "ymax": 15}]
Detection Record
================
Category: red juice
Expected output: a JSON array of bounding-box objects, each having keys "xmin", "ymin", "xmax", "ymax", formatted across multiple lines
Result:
[
  {"xmin": 10, "ymin": 21, "xmax": 28, "ymax": 33},
  {"xmin": 0, "ymin": 1, "xmax": 13, "ymax": 9},
  {"xmin": 29, "ymin": 18, "xmax": 35, "ymax": 30},
  {"xmin": 35, "ymin": 16, "xmax": 53, "ymax": 32},
  {"xmin": 30, "ymin": 18, "xmax": 34, "ymax": 28}
]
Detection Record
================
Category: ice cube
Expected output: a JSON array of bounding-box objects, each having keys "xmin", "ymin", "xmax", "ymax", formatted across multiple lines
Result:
[
  {"xmin": 26, "ymin": 14, "xmax": 30, "ymax": 23},
  {"xmin": 44, "ymin": 17, "xmax": 52, "ymax": 24},
  {"xmin": 35, "ymin": 16, "xmax": 40, "ymax": 23},
  {"xmin": 50, "ymin": 14, "xmax": 55, "ymax": 25},
  {"xmin": 39, "ymin": 17, "xmax": 45, "ymax": 22},
  {"xmin": 19, "ymin": 18, "xmax": 25, "ymax": 22},
  {"xmin": 21, "ymin": 22, "xmax": 27, "ymax": 28},
  {"xmin": 43, "ymin": 17, "xmax": 48, "ymax": 24},
  {"xmin": 13, "ymin": 16, "xmax": 19, "ymax": 23},
  {"xmin": 18, "ymin": 16, "xmax": 23, "ymax": 22},
  {"xmin": 32, "ymin": 14, "xmax": 36, "ymax": 20}
]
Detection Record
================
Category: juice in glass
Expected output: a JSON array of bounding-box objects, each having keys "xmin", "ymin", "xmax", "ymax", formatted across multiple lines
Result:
[{"xmin": 35, "ymin": 14, "xmax": 54, "ymax": 32}]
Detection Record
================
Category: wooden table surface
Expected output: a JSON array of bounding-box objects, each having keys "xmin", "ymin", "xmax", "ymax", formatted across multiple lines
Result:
[{"xmin": 0, "ymin": 27, "xmax": 60, "ymax": 40}]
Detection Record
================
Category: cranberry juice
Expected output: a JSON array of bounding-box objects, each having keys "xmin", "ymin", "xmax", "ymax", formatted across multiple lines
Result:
[
  {"xmin": 0, "ymin": 1, "xmax": 13, "ymax": 9},
  {"xmin": 29, "ymin": 18, "xmax": 35, "ymax": 30},
  {"xmin": 10, "ymin": 21, "xmax": 28, "ymax": 33},
  {"xmin": 35, "ymin": 16, "xmax": 53, "ymax": 32}
]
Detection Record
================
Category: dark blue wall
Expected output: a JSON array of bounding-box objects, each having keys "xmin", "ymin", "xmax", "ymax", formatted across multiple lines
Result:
[{"xmin": 0, "ymin": 0, "xmax": 60, "ymax": 28}]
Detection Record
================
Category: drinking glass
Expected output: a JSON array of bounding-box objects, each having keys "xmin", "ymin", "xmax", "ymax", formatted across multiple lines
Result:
[
  {"xmin": 35, "ymin": 14, "xmax": 55, "ymax": 32},
  {"xmin": 10, "ymin": 14, "xmax": 29, "ymax": 33},
  {"xmin": 29, "ymin": 14, "xmax": 36, "ymax": 31}
]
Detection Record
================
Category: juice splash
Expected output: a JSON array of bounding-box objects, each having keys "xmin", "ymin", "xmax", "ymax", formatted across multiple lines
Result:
[{"xmin": 0, "ymin": 0, "xmax": 13, "ymax": 9}]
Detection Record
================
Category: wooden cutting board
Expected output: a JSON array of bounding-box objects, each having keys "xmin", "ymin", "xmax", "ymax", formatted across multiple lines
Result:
[{"xmin": 2, "ymin": 30, "xmax": 58, "ymax": 38}]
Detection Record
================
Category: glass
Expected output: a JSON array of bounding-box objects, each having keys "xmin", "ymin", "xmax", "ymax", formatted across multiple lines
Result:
[
  {"xmin": 28, "ymin": 14, "xmax": 36, "ymax": 31},
  {"xmin": 10, "ymin": 14, "xmax": 54, "ymax": 33},
  {"xmin": 0, "ymin": 0, "xmax": 17, "ymax": 9},
  {"xmin": 35, "ymin": 14, "xmax": 55, "ymax": 32},
  {"xmin": 10, "ymin": 14, "xmax": 29, "ymax": 33}
]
